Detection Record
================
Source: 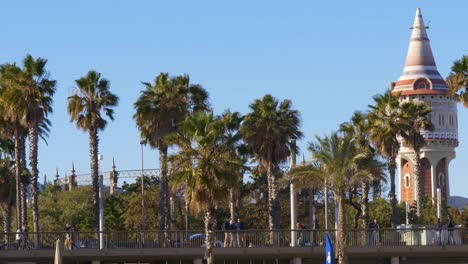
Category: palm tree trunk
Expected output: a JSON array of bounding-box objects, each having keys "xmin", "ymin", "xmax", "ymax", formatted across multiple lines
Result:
[
  {"xmin": 336, "ymin": 194, "xmax": 347, "ymax": 264},
  {"xmin": 2, "ymin": 206, "xmax": 12, "ymax": 242},
  {"xmin": 272, "ymin": 166, "xmax": 281, "ymax": 229},
  {"xmin": 89, "ymin": 128, "xmax": 100, "ymax": 232},
  {"xmin": 361, "ymin": 182, "xmax": 370, "ymax": 229},
  {"xmin": 184, "ymin": 192, "xmax": 191, "ymax": 231},
  {"xmin": 229, "ymin": 189, "xmax": 235, "ymax": 220},
  {"xmin": 204, "ymin": 205, "xmax": 216, "ymax": 264},
  {"xmin": 413, "ymin": 150, "xmax": 422, "ymax": 218},
  {"xmin": 388, "ymin": 156, "xmax": 398, "ymax": 228},
  {"xmin": 28, "ymin": 125, "xmax": 40, "ymax": 247},
  {"xmin": 158, "ymin": 142, "xmax": 169, "ymax": 245},
  {"xmin": 309, "ymin": 189, "xmax": 316, "ymax": 229},
  {"xmin": 19, "ymin": 135, "xmax": 27, "ymax": 230},
  {"xmin": 14, "ymin": 133, "xmax": 22, "ymax": 230},
  {"xmin": 372, "ymin": 179, "xmax": 381, "ymax": 200}
]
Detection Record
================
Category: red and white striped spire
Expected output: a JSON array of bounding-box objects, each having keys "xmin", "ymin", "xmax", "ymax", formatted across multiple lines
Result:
[{"xmin": 393, "ymin": 8, "xmax": 448, "ymax": 95}]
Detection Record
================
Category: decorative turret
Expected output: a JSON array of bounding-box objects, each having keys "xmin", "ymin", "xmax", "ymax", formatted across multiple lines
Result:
[
  {"xmin": 109, "ymin": 158, "xmax": 118, "ymax": 195},
  {"xmin": 69, "ymin": 162, "xmax": 77, "ymax": 190},
  {"xmin": 54, "ymin": 168, "xmax": 61, "ymax": 188},
  {"xmin": 393, "ymin": 8, "xmax": 448, "ymax": 96},
  {"xmin": 395, "ymin": 8, "xmax": 458, "ymax": 204}
]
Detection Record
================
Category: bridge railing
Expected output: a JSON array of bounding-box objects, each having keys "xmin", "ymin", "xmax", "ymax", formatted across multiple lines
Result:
[
  {"xmin": 0, "ymin": 228, "xmax": 466, "ymax": 251},
  {"xmin": 347, "ymin": 227, "xmax": 467, "ymax": 247}
]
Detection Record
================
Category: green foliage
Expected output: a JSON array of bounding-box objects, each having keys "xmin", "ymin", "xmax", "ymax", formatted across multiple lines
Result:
[{"xmin": 39, "ymin": 185, "xmax": 94, "ymax": 231}]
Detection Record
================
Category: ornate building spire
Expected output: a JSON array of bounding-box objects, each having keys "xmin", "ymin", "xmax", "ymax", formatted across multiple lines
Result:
[{"xmin": 393, "ymin": 8, "xmax": 448, "ymax": 95}]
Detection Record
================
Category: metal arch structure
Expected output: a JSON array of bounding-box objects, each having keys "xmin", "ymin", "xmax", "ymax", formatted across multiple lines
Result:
[
  {"xmin": 56, "ymin": 169, "xmax": 161, "ymax": 186},
  {"xmin": 55, "ymin": 165, "xmax": 291, "ymax": 187}
]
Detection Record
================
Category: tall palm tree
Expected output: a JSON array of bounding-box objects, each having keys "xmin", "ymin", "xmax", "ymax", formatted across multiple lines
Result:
[
  {"xmin": 292, "ymin": 133, "xmax": 370, "ymax": 264},
  {"xmin": 447, "ymin": 55, "xmax": 468, "ymax": 107},
  {"xmin": 400, "ymin": 102, "xmax": 432, "ymax": 217},
  {"xmin": 1, "ymin": 55, "xmax": 56, "ymax": 245},
  {"xmin": 368, "ymin": 90, "xmax": 410, "ymax": 228},
  {"xmin": 169, "ymin": 112, "xmax": 244, "ymax": 264},
  {"xmin": 0, "ymin": 63, "xmax": 28, "ymax": 230},
  {"xmin": 240, "ymin": 94, "xmax": 302, "ymax": 232},
  {"xmin": 134, "ymin": 73, "xmax": 209, "ymax": 231},
  {"xmin": 340, "ymin": 111, "xmax": 384, "ymax": 229},
  {"xmin": 67, "ymin": 71, "xmax": 119, "ymax": 230}
]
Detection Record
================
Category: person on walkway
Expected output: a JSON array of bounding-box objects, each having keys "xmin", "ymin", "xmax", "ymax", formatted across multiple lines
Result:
[
  {"xmin": 15, "ymin": 228, "xmax": 23, "ymax": 250},
  {"xmin": 236, "ymin": 218, "xmax": 245, "ymax": 247},
  {"xmin": 229, "ymin": 219, "xmax": 236, "ymax": 247},
  {"xmin": 65, "ymin": 223, "xmax": 77, "ymax": 249},
  {"xmin": 436, "ymin": 218, "xmax": 443, "ymax": 245},
  {"xmin": 369, "ymin": 219, "xmax": 381, "ymax": 246},
  {"xmin": 221, "ymin": 218, "xmax": 231, "ymax": 247},
  {"xmin": 447, "ymin": 216, "xmax": 455, "ymax": 245},
  {"xmin": 296, "ymin": 222, "xmax": 303, "ymax": 247}
]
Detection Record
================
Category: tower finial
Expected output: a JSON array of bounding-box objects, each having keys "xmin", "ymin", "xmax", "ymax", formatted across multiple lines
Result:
[
  {"xmin": 71, "ymin": 162, "xmax": 75, "ymax": 173},
  {"xmin": 112, "ymin": 157, "xmax": 116, "ymax": 169}
]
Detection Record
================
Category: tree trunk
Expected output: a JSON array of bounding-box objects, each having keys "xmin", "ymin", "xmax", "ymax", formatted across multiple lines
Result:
[
  {"xmin": 388, "ymin": 156, "xmax": 398, "ymax": 228},
  {"xmin": 229, "ymin": 188, "xmax": 235, "ymax": 220},
  {"xmin": 29, "ymin": 125, "xmax": 41, "ymax": 247},
  {"xmin": 89, "ymin": 128, "xmax": 100, "ymax": 232},
  {"xmin": 413, "ymin": 150, "xmax": 422, "ymax": 218},
  {"xmin": 14, "ymin": 132, "xmax": 22, "ymax": 230},
  {"xmin": 2, "ymin": 206, "xmax": 12, "ymax": 242},
  {"xmin": 184, "ymin": 191, "xmax": 191, "ymax": 231},
  {"xmin": 19, "ymin": 135, "xmax": 27, "ymax": 230},
  {"xmin": 361, "ymin": 182, "xmax": 370, "ymax": 229},
  {"xmin": 372, "ymin": 179, "xmax": 381, "ymax": 200},
  {"xmin": 204, "ymin": 205, "xmax": 216, "ymax": 264},
  {"xmin": 336, "ymin": 194, "xmax": 347, "ymax": 264},
  {"xmin": 272, "ymin": 166, "xmax": 281, "ymax": 229},
  {"xmin": 309, "ymin": 189, "xmax": 316, "ymax": 229},
  {"xmin": 158, "ymin": 143, "xmax": 168, "ymax": 231}
]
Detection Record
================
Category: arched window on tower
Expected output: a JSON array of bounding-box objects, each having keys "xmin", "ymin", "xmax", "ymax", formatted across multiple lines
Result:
[
  {"xmin": 414, "ymin": 78, "xmax": 431, "ymax": 90},
  {"xmin": 404, "ymin": 174, "xmax": 411, "ymax": 189},
  {"xmin": 438, "ymin": 173, "xmax": 445, "ymax": 187}
]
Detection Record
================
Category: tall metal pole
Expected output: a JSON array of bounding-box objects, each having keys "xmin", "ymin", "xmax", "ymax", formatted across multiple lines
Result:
[
  {"xmin": 98, "ymin": 155, "xmax": 104, "ymax": 250},
  {"xmin": 290, "ymin": 140, "xmax": 297, "ymax": 247},
  {"xmin": 140, "ymin": 141, "xmax": 145, "ymax": 231},
  {"xmin": 405, "ymin": 201, "xmax": 409, "ymax": 225},
  {"xmin": 436, "ymin": 188, "xmax": 441, "ymax": 220},
  {"xmin": 324, "ymin": 178, "xmax": 328, "ymax": 230}
]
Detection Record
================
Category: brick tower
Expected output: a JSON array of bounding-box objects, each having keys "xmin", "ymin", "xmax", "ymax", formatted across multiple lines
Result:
[{"xmin": 392, "ymin": 8, "xmax": 458, "ymax": 203}]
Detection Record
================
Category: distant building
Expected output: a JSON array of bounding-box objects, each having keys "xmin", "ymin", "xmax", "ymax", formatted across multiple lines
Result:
[{"xmin": 392, "ymin": 8, "xmax": 458, "ymax": 203}]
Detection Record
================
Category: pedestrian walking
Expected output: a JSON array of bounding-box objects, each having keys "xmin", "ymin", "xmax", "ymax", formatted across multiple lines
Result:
[
  {"xmin": 369, "ymin": 219, "xmax": 381, "ymax": 246},
  {"xmin": 236, "ymin": 218, "xmax": 245, "ymax": 247},
  {"xmin": 221, "ymin": 218, "xmax": 231, "ymax": 247}
]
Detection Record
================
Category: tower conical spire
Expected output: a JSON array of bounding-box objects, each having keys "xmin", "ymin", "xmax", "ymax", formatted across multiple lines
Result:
[{"xmin": 393, "ymin": 8, "xmax": 448, "ymax": 95}]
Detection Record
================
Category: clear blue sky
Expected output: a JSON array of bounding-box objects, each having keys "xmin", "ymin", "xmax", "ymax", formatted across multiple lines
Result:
[{"xmin": 2, "ymin": 1, "xmax": 468, "ymax": 197}]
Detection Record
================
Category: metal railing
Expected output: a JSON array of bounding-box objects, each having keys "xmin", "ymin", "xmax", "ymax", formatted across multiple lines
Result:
[{"xmin": 0, "ymin": 228, "xmax": 466, "ymax": 251}]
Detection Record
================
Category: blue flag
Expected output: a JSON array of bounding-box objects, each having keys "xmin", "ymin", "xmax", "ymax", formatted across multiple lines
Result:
[{"xmin": 325, "ymin": 233, "xmax": 334, "ymax": 264}]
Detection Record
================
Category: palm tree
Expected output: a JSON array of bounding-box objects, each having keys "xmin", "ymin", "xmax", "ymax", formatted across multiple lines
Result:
[
  {"xmin": 340, "ymin": 111, "xmax": 384, "ymax": 229},
  {"xmin": 447, "ymin": 55, "xmax": 468, "ymax": 107},
  {"xmin": 1, "ymin": 55, "xmax": 56, "ymax": 245},
  {"xmin": 134, "ymin": 73, "xmax": 209, "ymax": 232},
  {"xmin": 0, "ymin": 63, "xmax": 28, "ymax": 230},
  {"xmin": 292, "ymin": 133, "xmax": 370, "ymax": 264},
  {"xmin": 169, "ymin": 112, "xmax": 244, "ymax": 264},
  {"xmin": 240, "ymin": 94, "xmax": 302, "ymax": 232},
  {"xmin": 400, "ymin": 102, "xmax": 432, "ymax": 217},
  {"xmin": 0, "ymin": 157, "xmax": 15, "ymax": 242},
  {"xmin": 67, "ymin": 70, "xmax": 119, "ymax": 230},
  {"xmin": 219, "ymin": 110, "xmax": 246, "ymax": 220},
  {"xmin": 368, "ymin": 90, "xmax": 410, "ymax": 228}
]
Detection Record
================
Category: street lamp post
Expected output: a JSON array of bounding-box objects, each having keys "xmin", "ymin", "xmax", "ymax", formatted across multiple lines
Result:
[
  {"xmin": 289, "ymin": 140, "xmax": 297, "ymax": 247},
  {"xmin": 436, "ymin": 188, "xmax": 441, "ymax": 220},
  {"xmin": 98, "ymin": 155, "xmax": 104, "ymax": 250},
  {"xmin": 140, "ymin": 141, "xmax": 145, "ymax": 231}
]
